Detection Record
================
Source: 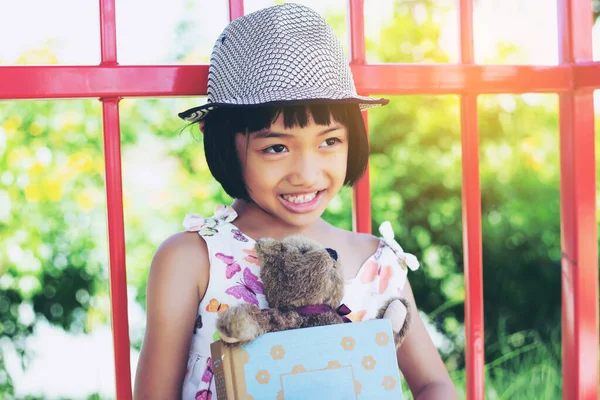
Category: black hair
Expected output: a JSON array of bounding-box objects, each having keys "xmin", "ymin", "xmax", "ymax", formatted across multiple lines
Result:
[{"xmin": 201, "ymin": 102, "xmax": 369, "ymax": 201}]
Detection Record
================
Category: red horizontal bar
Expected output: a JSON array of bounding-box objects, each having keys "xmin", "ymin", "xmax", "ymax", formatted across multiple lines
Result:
[
  {"xmin": 351, "ymin": 64, "xmax": 572, "ymax": 94},
  {"xmin": 573, "ymin": 62, "xmax": 600, "ymax": 90},
  {"xmin": 0, "ymin": 64, "xmax": 576, "ymax": 100},
  {"xmin": 0, "ymin": 65, "xmax": 208, "ymax": 100}
]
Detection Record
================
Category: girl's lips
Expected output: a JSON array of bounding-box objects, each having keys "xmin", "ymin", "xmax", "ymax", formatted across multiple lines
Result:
[{"xmin": 278, "ymin": 190, "xmax": 325, "ymax": 214}]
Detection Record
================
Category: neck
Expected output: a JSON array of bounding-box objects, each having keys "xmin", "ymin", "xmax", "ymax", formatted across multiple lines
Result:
[{"xmin": 232, "ymin": 199, "xmax": 329, "ymax": 240}]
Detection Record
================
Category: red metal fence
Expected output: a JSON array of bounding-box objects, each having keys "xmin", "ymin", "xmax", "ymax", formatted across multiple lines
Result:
[{"xmin": 0, "ymin": 0, "xmax": 598, "ymax": 398}]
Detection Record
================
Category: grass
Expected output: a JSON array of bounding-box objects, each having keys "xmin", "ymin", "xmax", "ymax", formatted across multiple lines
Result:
[{"xmin": 401, "ymin": 330, "xmax": 563, "ymax": 399}]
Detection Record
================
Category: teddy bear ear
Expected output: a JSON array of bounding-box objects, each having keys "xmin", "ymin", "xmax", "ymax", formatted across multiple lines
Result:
[
  {"xmin": 254, "ymin": 238, "xmax": 280, "ymax": 257},
  {"xmin": 325, "ymin": 248, "xmax": 338, "ymax": 261},
  {"xmin": 282, "ymin": 235, "xmax": 319, "ymax": 249}
]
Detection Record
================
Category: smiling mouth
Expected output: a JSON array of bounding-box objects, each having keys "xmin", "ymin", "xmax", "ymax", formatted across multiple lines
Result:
[{"xmin": 280, "ymin": 190, "xmax": 323, "ymax": 204}]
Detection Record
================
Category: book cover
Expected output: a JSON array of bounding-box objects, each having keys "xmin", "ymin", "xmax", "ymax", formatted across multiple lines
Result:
[{"xmin": 211, "ymin": 319, "xmax": 403, "ymax": 400}]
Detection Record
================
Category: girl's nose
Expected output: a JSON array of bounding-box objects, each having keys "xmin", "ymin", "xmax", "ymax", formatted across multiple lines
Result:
[{"xmin": 288, "ymin": 154, "xmax": 321, "ymax": 186}]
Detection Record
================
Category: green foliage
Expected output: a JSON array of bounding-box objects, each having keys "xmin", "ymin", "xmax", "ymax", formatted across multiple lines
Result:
[
  {"xmin": 403, "ymin": 328, "xmax": 562, "ymax": 399},
  {"xmin": 0, "ymin": 100, "xmax": 105, "ymax": 336},
  {"xmin": 0, "ymin": 353, "xmax": 15, "ymax": 398},
  {"xmin": 362, "ymin": 2, "xmax": 564, "ymax": 372},
  {"xmin": 452, "ymin": 328, "xmax": 561, "ymax": 400},
  {"xmin": 396, "ymin": 324, "xmax": 563, "ymax": 399}
]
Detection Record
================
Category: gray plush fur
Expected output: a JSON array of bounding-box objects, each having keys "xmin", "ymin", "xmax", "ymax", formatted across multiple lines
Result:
[{"xmin": 216, "ymin": 235, "xmax": 412, "ymax": 348}]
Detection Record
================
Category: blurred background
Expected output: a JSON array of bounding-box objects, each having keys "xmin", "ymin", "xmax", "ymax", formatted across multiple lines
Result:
[{"xmin": 1, "ymin": 0, "xmax": 600, "ymax": 398}]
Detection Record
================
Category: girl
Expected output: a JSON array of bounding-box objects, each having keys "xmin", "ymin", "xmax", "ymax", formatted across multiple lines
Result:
[{"xmin": 134, "ymin": 3, "xmax": 457, "ymax": 399}]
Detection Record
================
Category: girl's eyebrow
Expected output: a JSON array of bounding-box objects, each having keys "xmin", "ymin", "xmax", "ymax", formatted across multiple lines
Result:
[{"xmin": 252, "ymin": 124, "xmax": 343, "ymax": 139}]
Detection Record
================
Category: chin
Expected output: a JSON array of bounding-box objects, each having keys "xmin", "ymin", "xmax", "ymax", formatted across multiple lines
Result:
[{"xmin": 279, "ymin": 211, "xmax": 323, "ymax": 228}]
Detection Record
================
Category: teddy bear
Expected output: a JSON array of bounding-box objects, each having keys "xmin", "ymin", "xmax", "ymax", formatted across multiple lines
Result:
[{"xmin": 216, "ymin": 235, "xmax": 412, "ymax": 349}]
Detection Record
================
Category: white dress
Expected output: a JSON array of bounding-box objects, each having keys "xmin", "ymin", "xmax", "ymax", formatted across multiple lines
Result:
[{"xmin": 180, "ymin": 204, "xmax": 419, "ymax": 400}]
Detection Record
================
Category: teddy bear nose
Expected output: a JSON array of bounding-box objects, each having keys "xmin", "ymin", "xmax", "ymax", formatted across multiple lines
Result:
[{"xmin": 325, "ymin": 248, "xmax": 338, "ymax": 261}]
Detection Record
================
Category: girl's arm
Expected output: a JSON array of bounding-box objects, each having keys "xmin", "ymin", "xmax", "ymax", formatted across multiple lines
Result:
[
  {"xmin": 397, "ymin": 280, "xmax": 459, "ymax": 399},
  {"xmin": 133, "ymin": 232, "xmax": 209, "ymax": 400}
]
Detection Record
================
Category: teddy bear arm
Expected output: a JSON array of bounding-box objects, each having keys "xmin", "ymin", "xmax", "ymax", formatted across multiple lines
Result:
[
  {"xmin": 260, "ymin": 308, "xmax": 304, "ymax": 333},
  {"xmin": 300, "ymin": 313, "xmax": 345, "ymax": 329},
  {"xmin": 377, "ymin": 297, "xmax": 412, "ymax": 349},
  {"xmin": 216, "ymin": 303, "xmax": 266, "ymax": 345}
]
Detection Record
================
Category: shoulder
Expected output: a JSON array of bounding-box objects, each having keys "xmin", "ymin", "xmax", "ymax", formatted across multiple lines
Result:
[
  {"xmin": 149, "ymin": 231, "xmax": 210, "ymax": 300},
  {"xmin": 154, "ymin": 231, "xmax": 209, "ymax": 266},
  {"xmin": 334, "ymin": 226, "xmax": 382, "ymax": 257}
]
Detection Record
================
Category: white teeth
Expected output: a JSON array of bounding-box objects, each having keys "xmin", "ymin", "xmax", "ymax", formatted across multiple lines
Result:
[{"xmin": 282, "ymin": 192, "xmax": 318, "ymax": 204}]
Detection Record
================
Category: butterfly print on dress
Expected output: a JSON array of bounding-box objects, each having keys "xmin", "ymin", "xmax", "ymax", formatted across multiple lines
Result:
[
  {"xmin": 202, "ymin": 357, "xmax": 213, "ymax": 383},
  {"xmin": 184, "ymin": 217, "xmax": 219, "ymax": 236},
  {"xmin": 373, "ymin": 240, "xmax": 386, "ymax": 260},
  {"xmin": 242, "ymin": 248, "xmax": 260, "ymax": 266},
  {"xmin": 231, "ymin": 228, "xmax": 249, "ymax": 242},
  {"xmin": 193, "ymin": 314, "xmax": 203, "ymax": 333},
  {"xmin": 205, "ymin": 298, "xmax": 230, "ymax": 315},
  {"xmin": 215, "ymin": 252, "xmax": 242, "ymax": 279},
  {"xmin": 225, "ymin": 267, "xmax": 264, "ymax": 306},
  {"xmin": 183, "ymin": 205, "xmax": 236, "ymax": 236},
  {"xmin": 195, "ymin": 389, "xmax": 212, "ymax": 400},
  {"xmin": 360, "ymin": 260, "xmax": 394, "ymax": 294}
]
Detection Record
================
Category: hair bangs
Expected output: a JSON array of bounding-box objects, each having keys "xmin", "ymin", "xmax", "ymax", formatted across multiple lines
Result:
[{"xmin": 215, "ymin": 103, "xmax": 352, "ymax": 135}]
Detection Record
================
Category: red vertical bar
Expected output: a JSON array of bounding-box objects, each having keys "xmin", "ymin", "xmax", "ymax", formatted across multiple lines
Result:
[
  {"xmin": 557, "ymin": 0, "xmax": 599, "ymax": 398},
  {"xmin": 460, "ymin": 95, "xmax": 484, "ymax": 400},
  {"xmin": 228, "ymin": 0, "xmax": 244, "ymax": 21},
  {"xmin": 459, "ymin": 0, "xmax": 485, "ymax": 399},
  {"xmin": 348, "ymin": 0, "xmax": 371, "ymax": 234},
  {"xmin": 100, "ymin": 0, "xmax": 117, "ymax": 65},
  {"xmin": 352, "ymin": 112, "xmax": 371, "ymax": 234},
  {"xmin": 102, "ymin": 98, "xmax": 132, "ymax": 400},
  {"xmin": 348, "ymin": 0, "xmax": 366, "ymax": 64},
  {"xmin": 100, "ymin": 1, "xmax": 132, "ymax": 399}
]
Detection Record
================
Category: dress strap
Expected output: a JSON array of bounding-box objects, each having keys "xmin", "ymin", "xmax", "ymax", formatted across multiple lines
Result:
[
  {"xmin": 378, "ymin": 221, "xmax": 420, "ymax": 271},
  {"xmin": 182, "ymin": 204, "xmax": 238, "ymax": 236}
]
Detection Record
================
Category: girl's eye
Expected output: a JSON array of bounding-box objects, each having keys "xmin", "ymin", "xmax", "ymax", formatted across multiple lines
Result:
[
  {"xmin": 263, "ymin": 144, "xmax": 288, "ymax": 154},
  {"xmin": 320, "ymin": 137, "xmax": 341, "ymax": 147}
]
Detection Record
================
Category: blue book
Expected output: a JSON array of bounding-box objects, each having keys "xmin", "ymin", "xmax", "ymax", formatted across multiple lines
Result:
[{"xmin": 211, "ymin": 319, "xmax": 403, "ymax": 399}]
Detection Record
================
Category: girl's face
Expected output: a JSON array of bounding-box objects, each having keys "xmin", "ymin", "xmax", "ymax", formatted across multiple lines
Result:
[{"xmin": 235, "ymin": 112, "xmax": 349, "ymax": 228}]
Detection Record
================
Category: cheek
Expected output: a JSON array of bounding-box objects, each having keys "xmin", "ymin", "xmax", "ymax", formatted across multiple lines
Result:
[
  {"xmin": 241, "ymin": 154, "xmax": 281, "ymax": 189},
  {"xmin": 333, "ymin": 148, "xmax": 349, "ymax": 180},
  {"xmin": 240, "ymin": 158, "xmax": 259, "ymax": 186},
  {"xmin": 235, "ymin": 136, "xmax": 265, "ymax": 188}
]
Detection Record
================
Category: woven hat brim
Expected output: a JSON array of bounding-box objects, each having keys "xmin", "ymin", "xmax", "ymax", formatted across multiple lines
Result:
[{"xmin": 178, "ymin": 93, "xmax": 389, "ymax": 123}]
